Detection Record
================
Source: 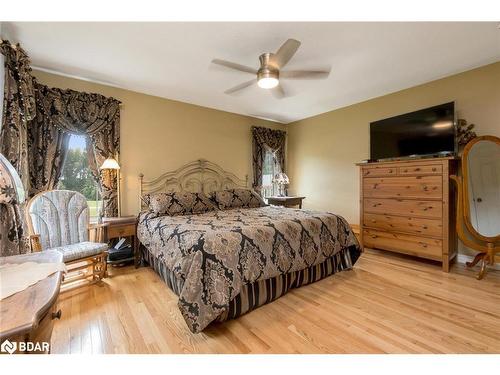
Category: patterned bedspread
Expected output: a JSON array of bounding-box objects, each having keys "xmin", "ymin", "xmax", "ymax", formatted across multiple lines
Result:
[{"xmin": 137, "ymin": 206, "xmax": 361, "ymax": 333}]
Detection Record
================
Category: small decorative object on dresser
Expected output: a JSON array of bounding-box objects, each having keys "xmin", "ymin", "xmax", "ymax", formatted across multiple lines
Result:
[
  {"xmin": 358, "ymin": 157, "xmax": 458, "ymax": 272},
  {"xmin": 267, "ymin": 196, "xmax": 305, "ymax": 209},
  {"xmin": 103, "ymin": 216, "xmax": 139, "ymax": 267},
  {"xmin": 0, "ymin": 251, "xmax": 64, "ymax": 354}
]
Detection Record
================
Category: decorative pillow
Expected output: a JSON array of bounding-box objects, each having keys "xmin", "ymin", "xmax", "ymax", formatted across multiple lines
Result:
[
  {"xmin": 210, "ymin": 189, "xmax": 266, "ymax": 210},
  {"xmin": 149, "ymin": 191, "xmax": 217, "ymax": 216}
]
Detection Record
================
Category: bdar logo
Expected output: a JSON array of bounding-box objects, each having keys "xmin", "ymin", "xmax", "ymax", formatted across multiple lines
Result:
[{"xmin": 1, "ymin": 339, "xmax": 17, "ymax": 354}]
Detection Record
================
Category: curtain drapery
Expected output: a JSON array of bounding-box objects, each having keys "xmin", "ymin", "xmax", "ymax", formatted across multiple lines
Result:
[
  {"xmin": 32, "ymin": 84, "xmax": 121, "ymax": 217},
  {"xmin": 28, "ymin": 84, "xmax": 71, "ymax": 196},
  {"xmin": 0, "ymin": 40, "xmax": 37, "ymax": 256},
  {"xmin": 251, "ymin": 126, "xmax": 286, "ymax": 196}
]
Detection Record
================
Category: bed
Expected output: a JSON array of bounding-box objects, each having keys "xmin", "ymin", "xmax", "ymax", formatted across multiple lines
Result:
[{"xmin": 136, "ymin": 159, "xmax": 361, "ymax": 333}]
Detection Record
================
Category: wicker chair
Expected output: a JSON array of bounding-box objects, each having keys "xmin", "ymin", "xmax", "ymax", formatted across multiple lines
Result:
[{"xmin": 25, "ymin": 190, "xmax": 108, "ymax": 288}]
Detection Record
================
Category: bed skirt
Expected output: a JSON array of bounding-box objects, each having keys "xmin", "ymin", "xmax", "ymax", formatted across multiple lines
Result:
[{"xmin": 142, "ymin": 244, "xmax": 360, "ymax": 327}]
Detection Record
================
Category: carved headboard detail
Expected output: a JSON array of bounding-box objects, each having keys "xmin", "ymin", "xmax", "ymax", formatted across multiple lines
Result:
[{"xmin": 138, "ymin": 159, "xmax": 249, "ymax": 210}]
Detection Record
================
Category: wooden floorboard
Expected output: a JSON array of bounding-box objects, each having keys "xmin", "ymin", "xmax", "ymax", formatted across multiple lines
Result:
[{"xmin": 51, "ymin": 249, "xmax": 500, "ymax": 354}]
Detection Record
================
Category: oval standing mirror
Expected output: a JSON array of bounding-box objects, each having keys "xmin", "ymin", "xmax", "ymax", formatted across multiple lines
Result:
[
  {"xmin": 451, "ymin": 135, "xmax": 500, "ymax": 280},
  {"xmin": 463, "ymin": 136, "xmax": 500, "ymax": 241}
]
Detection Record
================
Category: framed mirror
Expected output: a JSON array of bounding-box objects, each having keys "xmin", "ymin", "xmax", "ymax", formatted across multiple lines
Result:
[
  {"xmin": 463, "ymin": 136, "xmax": 500, "ymax": 242},
  {"xmin": 451, "ymin": 135, "xmax": 500, "ymax": 279}
]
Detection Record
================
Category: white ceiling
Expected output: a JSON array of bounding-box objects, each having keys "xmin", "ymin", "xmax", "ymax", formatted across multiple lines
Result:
[{"xmin": 3, "ymin": 22, "xmax": 500, "ymax": 123}]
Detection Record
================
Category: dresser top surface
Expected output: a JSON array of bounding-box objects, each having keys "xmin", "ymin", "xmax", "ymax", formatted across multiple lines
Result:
[{"xmin": 356, "ymin": 156, "xmax": 458, "ymax": 166}]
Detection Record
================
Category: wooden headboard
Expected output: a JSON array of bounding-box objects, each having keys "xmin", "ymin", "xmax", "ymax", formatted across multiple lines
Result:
[{"xmin": 138, "ymin": 159, "xmax": 249, "ymax": 210}]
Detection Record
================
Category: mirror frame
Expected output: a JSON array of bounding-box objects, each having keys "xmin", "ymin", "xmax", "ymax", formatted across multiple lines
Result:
[{"xmin": 461, "ymin": 135, "xmax": 500, "ymax": 243}]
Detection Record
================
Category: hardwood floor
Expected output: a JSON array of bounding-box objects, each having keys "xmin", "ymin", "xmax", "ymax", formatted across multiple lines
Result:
[{"xmin": 51, "ymin": 249, "xmax": 500, "ymax": 354}]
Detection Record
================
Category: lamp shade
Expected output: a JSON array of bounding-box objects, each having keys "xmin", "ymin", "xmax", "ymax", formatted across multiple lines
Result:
[
  {"xmin": 0, "ymin": 153, "xmax": 26, "ymax": 205},
  {"xmin": 100, "ymin": 157, "xmax": 120, "ymax": 170},
  {"xmin": 273, "ymin": 172, "xmax": 290, "ymax": 185}
]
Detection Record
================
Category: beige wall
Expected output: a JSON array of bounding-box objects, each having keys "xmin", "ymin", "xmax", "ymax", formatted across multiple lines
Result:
[
  {"xmin": 33, "ymin": 70, "xmax": 285, "ymax": 216},
  {"xmin": 287, "ymin": 62, "xmax": 500, "ymax": 229}
]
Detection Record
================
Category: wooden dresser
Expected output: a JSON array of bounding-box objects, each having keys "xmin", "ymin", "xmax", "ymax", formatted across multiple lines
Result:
[{"xmin": 358, "ymin": 157, "xmax": 458, "ymax": 271}]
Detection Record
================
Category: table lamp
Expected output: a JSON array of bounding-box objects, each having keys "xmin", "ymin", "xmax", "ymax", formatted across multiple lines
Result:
[
  {"xmin": 99, "ymin": 156, "xmax": 121, "ymax": 217},
  {"xmin": 273, "ymin": 172, "xmax": 289, "ymax": 197}
]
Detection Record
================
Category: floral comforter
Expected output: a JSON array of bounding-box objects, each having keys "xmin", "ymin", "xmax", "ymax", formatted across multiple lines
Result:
[{"xmin": 137, "ymin": 205, "xmax": 361, "ymax": 333}]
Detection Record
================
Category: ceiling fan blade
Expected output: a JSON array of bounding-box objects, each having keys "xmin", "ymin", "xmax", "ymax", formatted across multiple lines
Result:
[
  {"xmin": 212, "ymin": 59, "xmax": 257, "ymax": 75},
  {"xmin": 271, "ymin": 39, "xmax": 301, "ymax": 69},
  {"xmin": 280, "ymin": 70, "xmax": 330, "ymax": 79},
  {"xmin": 224, "ymin": 79, "xmax": 257, "ymax": 95},
  {"xmin": 270, "ymin": 84, "xmax": 286, "ymax": 99}
]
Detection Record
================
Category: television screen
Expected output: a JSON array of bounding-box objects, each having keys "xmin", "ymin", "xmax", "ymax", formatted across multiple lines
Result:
[{"xmin": 370, "ymin": 102, "xmax": 456, "ymax": 160}]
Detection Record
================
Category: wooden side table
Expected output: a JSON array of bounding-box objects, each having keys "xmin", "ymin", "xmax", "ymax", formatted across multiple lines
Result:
[
  {"xmin": 0, "ymin": 251, "xmax": 63, "ymax": 354},
  {"xmin": 103, "ymin": 216, "xmax": 140, "ymax": 267},
  {"xmin": 267, "ymin": 196, "xmax": 306, "ymax": 209}
]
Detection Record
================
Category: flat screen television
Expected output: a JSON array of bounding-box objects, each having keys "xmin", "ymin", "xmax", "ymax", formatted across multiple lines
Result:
[{"xmin": 370, "ymin": 102, "xmax": 456, "ymax": 160}]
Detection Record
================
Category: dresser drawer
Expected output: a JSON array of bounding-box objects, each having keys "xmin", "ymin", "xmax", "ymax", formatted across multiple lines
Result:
[
  {"xmin": 363, "ymin": 176, "xmax": 442, "ymax": 199},
  {"xmin": 363, "ymin": 213, "xmax": 442, "ymax": 238},
  {"xmin": 362, "ymin": 166, "xmax": 397, "ymax": 177},
  {"xmin": 363, "ymin": 229, "xmax": 443, "ymax": 260},
  {"xmin": 107, "ymin": 224, "xmax": 135, "ymax": 239},
  {"xmin": 399, "ymin": 164, "xmax": 442, "ymax": 175},
  {"xmin": 364, "ymin": 198, "xmax": 442, "ymax": 219}
]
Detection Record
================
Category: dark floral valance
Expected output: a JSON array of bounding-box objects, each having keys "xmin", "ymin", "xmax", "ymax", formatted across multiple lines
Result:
[
  {"xmin": 35, "ymin": 84, "xmax": 120, "ymax": 138},
  {"xmin": 252, "ymin": 126, "xmax": 287, "ymax": 195},
  {"xmin": 252, "ymin": 126, "xmax": 287, "ymax": 153}
]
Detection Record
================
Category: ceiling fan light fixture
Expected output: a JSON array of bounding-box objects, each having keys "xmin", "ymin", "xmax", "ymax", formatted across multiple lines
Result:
[
  {"xmin": 257, "ymin": 66, "xmax": 279, "ymax": 89},
  {"xmin": 258, "ymin": 76, "xmax": 279, "ymax": 89}
]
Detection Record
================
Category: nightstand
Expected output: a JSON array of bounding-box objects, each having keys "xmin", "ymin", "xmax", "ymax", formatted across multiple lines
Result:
[
  {"xmin": 103, "ymin": 216, "xmax": 140, "ymax": 267},
  {"xmin": 267, "ymin": 196, "xmax": 306, "ymax": 209}
]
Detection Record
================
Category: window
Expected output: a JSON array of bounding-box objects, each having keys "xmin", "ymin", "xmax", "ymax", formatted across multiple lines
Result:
[
  {"xmin": 57, "ymin": 134, "xmax": 102, "ymax": 220},
  {"xmin": 261, "ymin": 147, "xmax": 279, "ymax": 199}
]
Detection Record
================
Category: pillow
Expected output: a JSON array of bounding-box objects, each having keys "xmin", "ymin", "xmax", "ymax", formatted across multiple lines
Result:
[
  {"xmin": 149, "ymin": 191, "xmax": 217, "ymax": 216},
  {"xmin": 210, "ymin": 188, "xmax": 266, "ymax": 210}
]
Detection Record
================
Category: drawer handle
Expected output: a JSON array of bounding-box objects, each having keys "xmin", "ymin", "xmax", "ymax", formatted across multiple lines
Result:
[
  {"xmin": 388, "ymin": 169, "xmax": 393, "ymax": 173},
  {"xmin": 414, "ymin": 167, "xmax": 421, "ymax": 171},
  {"xmin": 52, "ymin": 309, "xmax": 62, "ymax": 320},
  {"xmin": 371, "ymin": 235, "xmax": 378, "ymax": 239},
  {"xmin": 403, "ymin": 169, "xmax": 408, "ymax": 173},
  {"xmin": 432, "ymin": 168, "xmax": 437, "ymax": 172}
]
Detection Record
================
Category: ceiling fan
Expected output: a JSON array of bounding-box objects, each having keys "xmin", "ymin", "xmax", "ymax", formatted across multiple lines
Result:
[{"xmin": 211, "ymin": 38, "xmax": 330, "ymax": 99}]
